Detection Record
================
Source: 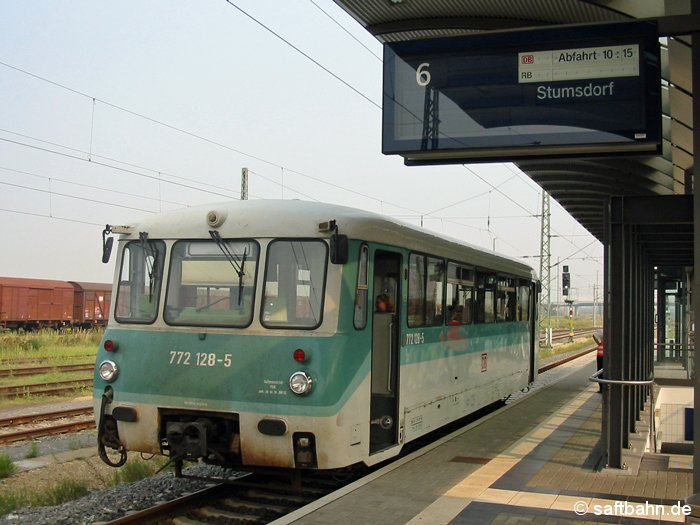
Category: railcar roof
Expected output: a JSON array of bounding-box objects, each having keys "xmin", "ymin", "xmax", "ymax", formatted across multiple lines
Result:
[{"xmin": 118, "ymin": 200, "xmax": 536, "ymax": 278}]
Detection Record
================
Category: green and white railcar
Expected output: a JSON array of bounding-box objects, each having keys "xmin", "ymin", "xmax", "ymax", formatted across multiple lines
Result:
[{"xmin": 94, "ymin": 200, "xmax": 539, "ymax": 473}]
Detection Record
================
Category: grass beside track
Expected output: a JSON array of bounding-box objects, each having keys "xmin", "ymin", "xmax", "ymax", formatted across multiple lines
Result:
[
  {"xmin": 0, "ymin": 329, "xmax": 100, "ymax": 405},
  {"xmin": 0, "ymin": 455, "xmax": 168, "ymax": 517},
  {"xmin": 539, "ymin": 335, "xmax": 595, "ymax": 360},
  {"xmin": 0, "ymin": 329, "xmax": 101, "ymax": 364}
]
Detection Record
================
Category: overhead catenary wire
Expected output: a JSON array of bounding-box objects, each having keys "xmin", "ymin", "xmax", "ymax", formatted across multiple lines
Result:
[
  {"xmin": 221, "ymin": 0, "xmax": 382, "ymax": 110},
  {"xmin": 392, "ymin": 214, "xmax": 536, "ymax": 220},
  {"xmin": 248, "ymin": 170, "xmax": 320, "ymax": 202},
  {"xmin": 0, "ymin": 206, "xmax": 104, "ymax": 227},
  {"xmin": 462, "ymin": 164, "xmax": 599, "ymax": 256},
  {"xmin": 0, "ymin": 180, "xmax": 158, "ymax": 214},
  {"xmin": 0, "ymin": 60, "xmax": 288, "ymax": 171},
  {"xmin": 308, "ymin": 0, "xmax": 382, "ymax": 62},
  {"xmin": 0, "ymin": 135, "xmax": 240, "ymax": 200},
  {"xmin": 421, "ymin": 178, "xmax": 515, "ymax": 216},
  {"xmin": 0, "ymin": 165, "xmax": 190, "ymax": 209},
  {"xmin": 0, "ymin": 127, "xmax": 275, "ymax": 201},
  {"xmin": 462, "ymin": 164, "xmax": 538, "ymax": 218},
  {"xmin": 0, "ymin": 127, "xmax": 257, "ymax": 198}
]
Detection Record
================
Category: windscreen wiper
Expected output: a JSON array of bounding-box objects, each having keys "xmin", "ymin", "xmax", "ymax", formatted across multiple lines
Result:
[
  {"xmin": 209, "ymin": 231, "xmax": 246, "ymax": 305},
  {"xmin": 139, "ymin": 232, "xmax": 157, "ymax": 302}
]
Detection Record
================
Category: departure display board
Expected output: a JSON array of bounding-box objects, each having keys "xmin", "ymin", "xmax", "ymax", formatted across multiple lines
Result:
[{"xmin": 382, "ymin": 22, "xmax": 661, "ymax": 164}]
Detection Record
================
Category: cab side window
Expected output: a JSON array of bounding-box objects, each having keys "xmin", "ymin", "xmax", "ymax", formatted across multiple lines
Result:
[{"xmin": 354, "ymin": 244, "xmax": 369, "ymax": 329}]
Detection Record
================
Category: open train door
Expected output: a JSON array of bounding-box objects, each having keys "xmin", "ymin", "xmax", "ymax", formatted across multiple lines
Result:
[{"xmin": 370, "ymin": 250, "xmax": 401, "ymax": 454}]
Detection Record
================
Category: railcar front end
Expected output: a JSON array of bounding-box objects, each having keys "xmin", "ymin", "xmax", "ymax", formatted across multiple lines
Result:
[{"xmin": 94, "ymin": 229, "xmax": 370, "ymax": 472}]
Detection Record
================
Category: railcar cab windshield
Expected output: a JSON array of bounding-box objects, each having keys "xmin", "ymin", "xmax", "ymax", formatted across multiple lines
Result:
[
  {"xmin": 112, "ymin": 232, "xmax": 329, "ymax": 329},
  {"xmin": 114, "ymin": 232, "xmax": 166, "ymax": 324},
  {"xmin": 164, "ymin": 238, "xmax": 259, "ymax": 327}
]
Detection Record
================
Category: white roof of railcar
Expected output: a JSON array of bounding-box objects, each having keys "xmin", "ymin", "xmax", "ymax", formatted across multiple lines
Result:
[{"xmin": 116, "ymin": 200, "xmax": 536, "ymax": 279}]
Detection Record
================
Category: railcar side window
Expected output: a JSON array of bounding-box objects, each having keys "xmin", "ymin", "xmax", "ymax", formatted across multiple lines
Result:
[
  {"xmin": 447, "ymin": 263, "xmax": 474, "ymax": 325},
  {"xmin": 518, "ymin": 281, "xmax": 531, "ymax": 321},
  {"xmin": 164, "ymin": 240, "xmax": 259, "ymax": 327},
  {"xmin": 426, "ymin": 257, "xmax": 445, "ymax": 324},
  {"xmin": 408, "ymin": 253, "xmax": 444, "ymax": 327},
  {"xmin": 262, "ymin": 240, "xmax": 327, "ymax": 329},
  {"xmin": 496, "ymin": 276, "xmax": 517, "ymax": 322},
  {"xmin": 475, "ymin": 271, "xmax": 496, "ymax": 324},
  {"xmin": 114, "ymin": 240, "xmax": 166, "ymax": 324},
  {"xmin": 354, "ymin": 244, "xmax": 369, "ymax": 330}
]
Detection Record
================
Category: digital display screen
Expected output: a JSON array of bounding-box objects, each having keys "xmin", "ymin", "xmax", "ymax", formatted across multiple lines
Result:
[{"xmin": 382, "ymin": 22, "xmax": 661, "ymax": 164}]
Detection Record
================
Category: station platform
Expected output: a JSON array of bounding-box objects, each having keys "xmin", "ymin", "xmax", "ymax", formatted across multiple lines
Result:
[{"xmin": 277, "ymin": 354, "xmax": 693, "ymax": 525}]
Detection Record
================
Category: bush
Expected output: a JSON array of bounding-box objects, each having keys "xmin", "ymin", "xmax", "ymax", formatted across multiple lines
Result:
[
  {"xmin": 25, "ymin": 442, "xmax": 40, "ymax": 459},
  {"xmin": 110, "ymin": 460, "xmax": 157, "ymax": 485},
  {"xmin": 0, "ymin": 453, "xmax": 16, "ymax": 479}
]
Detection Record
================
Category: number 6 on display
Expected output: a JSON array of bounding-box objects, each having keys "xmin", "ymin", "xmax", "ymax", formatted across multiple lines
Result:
[{"xmin": 416, "ymin": 62, "xmax": 431, "ymax": 86}]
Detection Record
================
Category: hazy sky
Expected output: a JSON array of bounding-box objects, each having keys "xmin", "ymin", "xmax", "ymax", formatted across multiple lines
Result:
[{"xmin": 0, "ymin": 1, "xmax": 602, "ymax": 301}]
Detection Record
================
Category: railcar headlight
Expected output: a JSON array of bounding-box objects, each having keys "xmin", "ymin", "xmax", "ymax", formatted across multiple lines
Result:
[
  {"xmin": 98, "ymin": 360, "xmax": 119, "ymax": 382},
  {"xmin": 289, "ymin": 371, "xmax": 313, "ymax": 396}
]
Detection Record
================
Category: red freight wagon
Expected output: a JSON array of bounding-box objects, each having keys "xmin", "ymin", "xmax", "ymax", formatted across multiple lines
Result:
[
  {"xmin": 69, "ymin": 281, "xmax": 112, "ymax": 328},
  {"xmin": 0, "ymin": 277, "xmax": 74, "ymax": 330}
]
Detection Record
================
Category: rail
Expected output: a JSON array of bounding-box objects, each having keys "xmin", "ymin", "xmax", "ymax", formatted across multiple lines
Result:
[
  {"xmin": 588, "ymin": 369, "xmax": 656, "ymax": 453},
  {"xmin": 539, "ymin": 327, "xmax": 597, "ymax": 345},
  {"xmin": 0, "ymin": 378, "xmax": 93, "ymax": 400}
]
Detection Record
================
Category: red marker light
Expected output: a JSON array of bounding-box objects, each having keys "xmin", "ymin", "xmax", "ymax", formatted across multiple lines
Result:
[
  {"xmin": 293, "ymin": 349, "xmax": 306, "ymax": 363},
  {"xmin": 104, "ymin": 340, "xmax": 118, "ymax": 352}
]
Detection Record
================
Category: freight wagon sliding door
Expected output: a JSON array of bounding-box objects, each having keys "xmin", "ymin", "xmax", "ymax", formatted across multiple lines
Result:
[
  {"xmin": 370, "ymin": 250, "xmax": 401, "ymax": 454},
  {"xmin": 73, "ymin": 290, "xmax": 84, "ymax": 324}
]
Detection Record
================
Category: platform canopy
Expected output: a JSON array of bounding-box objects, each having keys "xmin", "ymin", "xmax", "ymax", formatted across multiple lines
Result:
[{"xmin": 333, "ymin": 0, "xmax": 694, "ymax": 256}]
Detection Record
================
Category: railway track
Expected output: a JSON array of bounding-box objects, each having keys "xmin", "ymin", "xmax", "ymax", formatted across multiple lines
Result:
[
  {"xmin": 0, "ymin": 362, "xmax": 94, "ymax": 378},
  {"xmin": 0, "ymin": 354, "xmax": 95, "ymax": 367},
  {"xmin": 105, "ymin": 472, "xmax": 341, "ymax": 525},
  {"xmin": 0, "ymin": 405, "xmax": 94, "ymax": 444},
  {"xmin": 0, "ymin": 406, "xmax": 93, "ymax": 427},
  {"xmin": 0, "ymin": 419, "xmax": 95, "ymax": 445},
  {"xmin": 538, "ymin": 346, "xmax": 596, "ymax": 373},
  {"xmin": 0, "ymin": 378, "xmax": 93, "ymax": 400},
  {"xmin": 540, "ymin": 327, "xmax": 597, "ymax": 344}
]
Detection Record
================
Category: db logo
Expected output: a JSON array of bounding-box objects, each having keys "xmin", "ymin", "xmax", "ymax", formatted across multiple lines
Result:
[{"xmin": 521, "ymin": 54, "xmax": 535, "ymax": 64}]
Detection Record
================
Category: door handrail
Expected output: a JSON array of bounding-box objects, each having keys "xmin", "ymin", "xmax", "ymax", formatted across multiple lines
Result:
[{"xmin": 589, "ymin": 369, "xmax": 656, "ymax": 454}]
